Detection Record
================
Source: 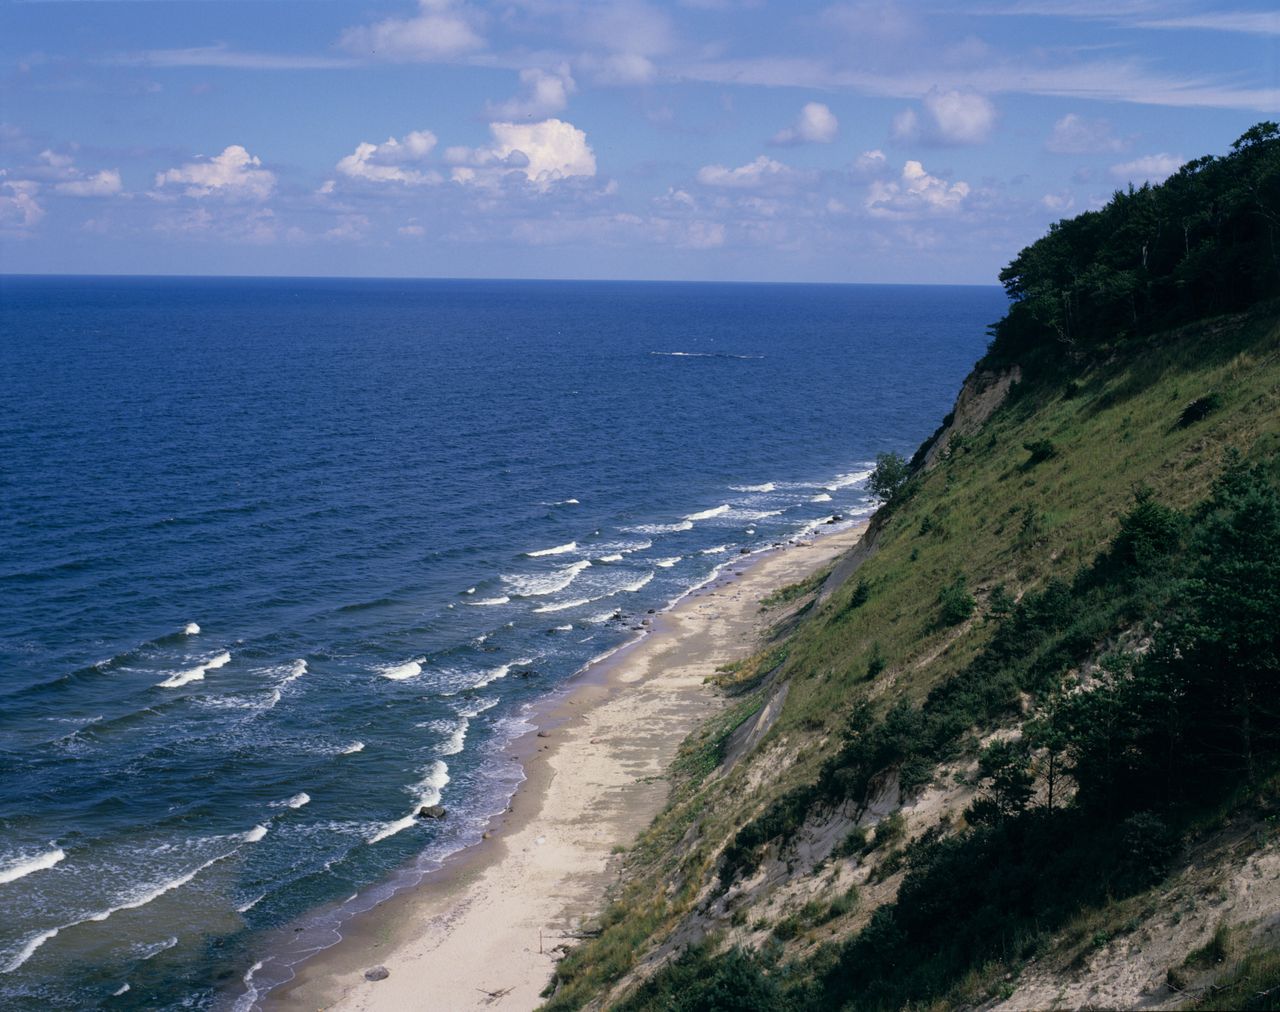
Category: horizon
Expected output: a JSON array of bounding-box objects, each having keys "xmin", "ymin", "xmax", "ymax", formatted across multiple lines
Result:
[{"xmin": 2, "ymin": 1, "xmax": 1277, "ymax": 284}]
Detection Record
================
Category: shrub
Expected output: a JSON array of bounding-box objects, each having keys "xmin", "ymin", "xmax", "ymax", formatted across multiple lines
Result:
[
  {"xmin": 938, "ymin": 575, "xmax": 976, "ymax": 627},
  {"xmin": 1178, "ymin": 391, "xmax": 1223, "ymax": 427},
  {"xmin": 1023, "ymin": 438, "xmax": 1058, "ymax": 465}
]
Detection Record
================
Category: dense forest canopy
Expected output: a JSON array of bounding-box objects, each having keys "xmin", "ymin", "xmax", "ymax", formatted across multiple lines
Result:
[{"xmin": 988, "ymin": 122, "xmax": 1280, "ymax": 364}]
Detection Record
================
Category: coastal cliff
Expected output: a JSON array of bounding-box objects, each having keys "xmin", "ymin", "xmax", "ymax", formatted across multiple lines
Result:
[{"xmin": 541, "ymin": 125, "xmax": 1280, "ymax": 1011}]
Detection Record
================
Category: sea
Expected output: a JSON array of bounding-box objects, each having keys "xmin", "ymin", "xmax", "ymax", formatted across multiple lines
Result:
[{"xmin": 0, "ymin": 276, "xmax": 1003, "ymax": 1008}]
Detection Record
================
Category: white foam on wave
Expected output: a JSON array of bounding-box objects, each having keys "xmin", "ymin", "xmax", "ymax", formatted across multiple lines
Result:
[
  {"xmin": 380, "ymin": 658, "xmax": 423, "ymax": 681},
  {"xmin": 473, "ymin": 657, "xmax": 533, "ymax": 688},
  {"xmin": 244, "ymin": 825, "xmax": 268, "ymax": 844},
  {"xmin": 281, "ymin": 659, "xmax": 307, "ymax": 684},
  {"xmin": 829, "ymin": 467, "xmax": 873, "ymax": 489},
  {"xmin": 811, "ymin": 492, "xmax": 833, "ymax": 502},
  {"xmin": 340, "ymin": 741, "xmax": 364, "ymax": 755},
  {"xmin": 547, "ymin": 498, "xmax": 580, "ymax": 506},
  {"xmin": 366, "ymin": 760, "xmax": 450, "ymax": 845},
  {"xmin": 156, "ymin": 650, "xmax": 231, "ymax": 689},
  {"xmin": 620, "ymin": 572, "xmax": 654, "ymax": 593},
  {"xmin": 732, "ymin": 508, "xmax": 784, "ymax": 521},
  {"xmin": 623, "ymin": 520, "xmax": 693, "ymax": 534},
  {"xmin": 183, "ymin": 622, "xmax": 200, "ymax": 635},
  {"xmin": 685, "ymin": 504, "xmax": 731, "ymax": 521},
  {"xmin": 287, "ymin": 793, "xmax": 310, "ymax": 809},
  {"xmin": 469, "ymin": 596, "xmax": 510, "ymax": 607},
  {"xmin": 526, "ymin": 541, "xmax": 577, "ymax": 558},
  {"xmin": 597, "ymin": 553, "xmax": 623, "ymax": 563},
  {"xmin": 459, "ymin": 697, "xmax": 498, "ymax": 719},
  {"xmin": 731, "ymin": 482, "xmax": 776, "ymax": 493},
  {"xmin": 553, "ymin": 623, "xmax": 573, "ymax": 631},
  {"xmin": 113, "ymin": 983, "xmax": 131, "ymax": 996},
  {"xmin": 654, "ymin": 556, "xmax": 682, "ymax": 568},
  {"xmin": 533, "ymin": 598, "xmax": 592, "ymax": 614},
  {"xmin": 702, "ymin": 545, "xmax": 732, "ymax": 555},
  {"xmin": 464, "ymin": 587, "xmax": 476, "ymax": 595},
  {"xmin": 437, "ymin": 719, "xmax": 468, "ymax": 756},
  {"xmin": 0, "ymin": 848, "xmax": 65, "ymax": 886},
  {"xmin": 503, "ymin": 559, "xmax": 591, "ymax": 597}
]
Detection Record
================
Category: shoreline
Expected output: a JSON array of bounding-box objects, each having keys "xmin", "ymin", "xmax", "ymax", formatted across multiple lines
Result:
[{"xmin": 263, "ymin": 523, "xmax": 869, "ymax": 1011}]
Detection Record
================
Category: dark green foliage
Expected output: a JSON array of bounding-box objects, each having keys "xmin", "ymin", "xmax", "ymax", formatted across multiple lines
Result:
[
  {"xmin": 867, "ymin": 452, "xmax": 909, "ymax": 502},
  {"xmin": 987, "ymin": 122, "xmax": 1280, "ymax": 366},
  {"xmin": 1022, "ymin": 438, "xmax": 1058, "ymax": 465},
  {"xmin": 965, "ymin": 739, "xmax": 1034, "ymax": 826},
  {"xmin": 1179, "ymin": 391, "xmax": 1224, "ymax": 427},
  {"xmin": 937, "ymin": 575, "xmax": 976, "ymax": 627},
  {"xmin": 864, "ymin": 642, "xmax": 885, "ymax": 680},
  {"xmin": 833, "ymin": 826, "xmax": 868, "ymax": 859},
  {"xmin": 616, "ymin": 945, "xmax": 787, "ymax": 1012},
  {"xmin": 988, "ymin": 584, "xmax": 1016, "ymax": 619},
  {"xmin": 1111, "ymin": 486, "xmax": 1185, "ymax": 569}
]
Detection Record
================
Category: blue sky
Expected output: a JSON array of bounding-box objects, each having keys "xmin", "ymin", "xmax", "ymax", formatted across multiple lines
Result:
[{"xmin": 1, "ymin": 0, "xmax": 1277, "ymax": 282}]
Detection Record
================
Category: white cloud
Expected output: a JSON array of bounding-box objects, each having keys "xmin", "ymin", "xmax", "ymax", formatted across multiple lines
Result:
[
  {"xmin": 336, "ymin": 130, "xmax": 440, "ymax": 185},
  {"xmin": 488, "ymin": 65, "xmax": 576, "ymax": 120},
  {"xmin": 1045, "ymin": 113, "xmax": 1126, "ymax": 154},
  {"xmin": 339, "ymin": 0, "xmax": 484, "ymax": 62},
  {"xmin": 451, "ymin": 119, "xmax": 597, "ymax": 189},
  {"xmin": 154, "ymin": 145, "xmax": 276, "ymax": 200},
  {"xmin": 771, "ymin": 102, "xmax": 838, "ymax": 145},
  {"xmin": 1040, "ymin": 191, "xmax": 1074, "ymax": 213},
  {"xmin": 580, "ymin": 52, "xmax": 656, "ymax": 85},
  {"xmin": 0, "ymin": 177, "xmax": 44, "ymax": 233},
  {"xmin": 696, "ymin": 155, "xmax": 795, "ymax": 189},
  {"xmin": 854, "ymin": 148, "xmax": 888, "ymax": 174},
  {"xmin": 55, "ymin": 169, "xmax": 124, "ymax": 197},
  {"xmin": 890, "ymin": 107, "xmax": 919, "ymax": 143},
  {"xmin": 866, "ymin": 159, "xmax": 971, "ymax": 218},
  {"xmin": 921, "ymin": 89, "xmax": 996, "ymax": 144},
  {"xmin": 1110, "ymin": 152, "xmax": 1185, "ymax": 184},
  {"xmin": 399, "ymin": 223, "xmax": 426, "ymax": 236}
]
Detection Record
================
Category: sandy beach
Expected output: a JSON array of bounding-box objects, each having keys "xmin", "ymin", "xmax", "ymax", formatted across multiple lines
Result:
[{"xmin": 269, "ymin": 524, "xmax": 867, "ymax": 1012}]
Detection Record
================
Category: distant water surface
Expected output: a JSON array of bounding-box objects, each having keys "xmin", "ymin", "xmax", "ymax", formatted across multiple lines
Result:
[{"xmin": 0, "ymin": 276, "xmax": 1002, "ymax": 1007}]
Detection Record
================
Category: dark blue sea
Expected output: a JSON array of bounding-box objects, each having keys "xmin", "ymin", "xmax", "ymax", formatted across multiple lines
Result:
[{"xmin": 0, "ymin": 276, "xmax": 1002, "ymax": 1008}]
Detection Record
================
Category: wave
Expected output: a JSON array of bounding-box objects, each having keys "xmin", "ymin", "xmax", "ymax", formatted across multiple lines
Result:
[
  {"xmin": 829, "ymin": 467, "xmax": 873, "ymax": 489},
  {"xmin": 458, "ymin": 697, "xmax": 498, "ymax": 719},
  {"xmin": 244, "ymin": 825, "xmax": 268, "ymax": 844},
  {"xmin": 270, "ymin": 792, "xmax": 311, "ymax": 810},
  {"xmin": 654, "ymin": 556, "xmax": 682, "ymax": 568},
  {"xmin": 525, "ymin": 541, "xmax": 577, "ymax": 557},
  {"xmin": 731, "ymin": 508, "xmax": 784, "ymax": 521},
  {"xmin": 622, "ymin": 520, "xmax": 692, "ymax": 534},
  {"xmin": 135, "ymin": 935, "xmax": 178, "ymax": 961},
  {"xmin": 156, "ymin": 651, "xmax": 231, "ymax": 689},
  {"xmin": 379, "ymin": 658, "xmax": 423, "ymax": 681},
  {"xmin": 546, "ymin": 498, "xmax": 579, "ymax": 506},
  {"xmin": 340, "ymin": 741, "xmax": 364, "ymax": 755},
  {"xmin": 366, "ymin": 760, "xmax": 450, "ymax": 845},
  {"xmin": 649, "ymin": 351, "xmax": 763, "ymax": 360},
  {"xmin": 503, "ymin": 559, "xmax": 591, "ymax": 597},
  {"xmin": 468, "ymin": 596, "xmax": 510, "ymax": 606},
  {"xmin": 0, "ymin": 847, "xmax": 65, "ymax": 885},
  {"xmin": 3, "ymin": 847, "xmax": 238, "ymax": 973},
  {"xmin": 619, "ymin": 572, "xmax": 654, "ymax": 593},
  {"xmin": 701, "ymin": 545, "xmax": 732, "ymax": 555},
  {"xmin": 183, "ymin": 622, "xmax": 200, "ymax": 635},
  {"xmin": 731, "ymin": 482, "xmax": 776, "ymax": 492},
  {"xmin": 685, "ymin": 504, "xmax": 731, "ymax": 521},
  {"xmin": 597, "ymin": 553, "xmax": 623, "ymax": 563},
  {"xmin": 533, "ymin": 598, "xmax": 593, "ymax": 614},
  {"xmin": 113, "ymin": 984, "xmax": 130, "ymax": 996},
  {"xmin": 473, "ymin": 658, "xmax": 533, "ymax": 689},
  {"xmin": 811, "ymin": 492, "xmax": 833, "ymax": 502},
  {"xmin": 279, "ymin": 659, "xmax": 307, "ymax": 686},
  {"xmin": 552, "ymin": 624, "xmax": 573, "ymax": 632},
  {"xmin": 437, "ymin": 720, "xmax": 468, "ymax": 756}
]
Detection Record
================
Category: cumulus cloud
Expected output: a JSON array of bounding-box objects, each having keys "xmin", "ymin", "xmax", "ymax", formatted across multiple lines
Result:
[
  {"xmin": 450, "ymin": 119, "xmax": 596, "ymax": 189},
  {"xmin": 487, "ymin": 65, "xmax": 575, "ymax": 120},
  {"xmin": 853, "ymin": 148, "xmax": 888, "ymax": 175},
  {"xmin": 866, "ymin": 159, "xmax": 970, "ymax": 218},
  {"xmin": 1110, "ymin": 153, "xmax": 1185, "ymax": 184},
  {"xmin": 771, "ymin": 102, "xmax": 838, "ymax": 145},
  {"xmin": 1046, "ymin": 113, "xmax": 1126, "ymax": 154},
  {"xmin": 893, "ymin": 89, "xmax": 996, "ymax": 146},
  {"xmin": 339, "ymin": 0, "xmax": 484, "ymax": 62},
  {"xmin": 0, "ymin": 177, "xmax": 44, "ymax": 233},
  {"xmin": 1040, "ymin": 191, "xmax": 1075, "ymax": 213},
  {"xmin": 154, "ymin": 145, "xmax": 276, "ymax": 200},
  {"xmin": 696, "ymin": 155, "xmax": 795, "ymax": 189},
  {"xmin": 55, "ymin": 169, "xmax": 124, "ymax": 197},
  {"xmin": 336, "ymin": 130, "xmax": 440, "ymax": 185}
]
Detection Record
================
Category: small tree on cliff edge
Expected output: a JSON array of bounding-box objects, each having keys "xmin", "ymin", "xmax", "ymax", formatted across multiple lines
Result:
[{"xmin": 869, "ymin": 452, "xmax": 910, "ymax": 502}]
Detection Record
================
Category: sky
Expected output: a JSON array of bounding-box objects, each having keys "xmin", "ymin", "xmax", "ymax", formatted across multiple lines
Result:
[{"xmin": 1, "ymin": 0, "xmax": 1277, "ymax": 283}]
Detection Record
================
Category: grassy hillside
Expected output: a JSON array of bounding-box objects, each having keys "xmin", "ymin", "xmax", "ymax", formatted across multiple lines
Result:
[{"xmin": 540, "ymin": 128, "xmax": 1280, "ymax": 1012}]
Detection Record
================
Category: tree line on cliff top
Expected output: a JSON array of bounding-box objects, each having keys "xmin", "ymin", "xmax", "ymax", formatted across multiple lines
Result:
[{"xmin": 987, "ymin": 122, "xmax": 1280, "ymax": 366}]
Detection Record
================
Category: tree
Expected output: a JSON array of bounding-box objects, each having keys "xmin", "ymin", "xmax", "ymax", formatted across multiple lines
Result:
[{"xmin": 868, "ymin": 451, "xmax": 909, "ymax": 502}]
